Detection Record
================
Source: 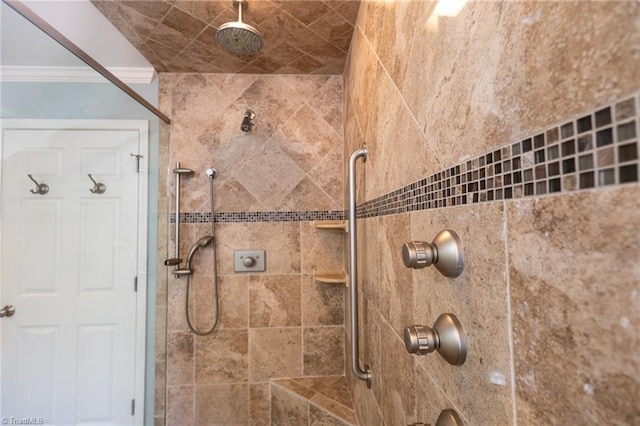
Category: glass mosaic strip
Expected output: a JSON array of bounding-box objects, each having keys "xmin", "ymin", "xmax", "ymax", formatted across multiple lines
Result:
[
  {"xmin": 172, "ymin": 210, "xmax": 346, "ymax": 224},
  {"xmin": 357, "ymin": 93, "xmax": 639, "ymax": 218}
]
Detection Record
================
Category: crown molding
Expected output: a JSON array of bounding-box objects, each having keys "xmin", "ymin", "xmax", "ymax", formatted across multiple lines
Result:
[{"xmin": 0, "ymin": 66, "xmax": 156, "ymax": 84}]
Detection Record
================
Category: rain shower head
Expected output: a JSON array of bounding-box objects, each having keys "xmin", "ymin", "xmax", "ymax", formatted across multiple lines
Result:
[{"xmin": 216, "ymin": 0, "xmax": 263, "ymax": 55}]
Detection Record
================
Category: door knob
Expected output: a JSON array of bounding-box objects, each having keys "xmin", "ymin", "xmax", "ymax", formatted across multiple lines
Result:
[
  {"xmin": 404, "ymin": 313, "xmax": 467, "ymax": 365},
  {"xmin": 0, "ymin": 305, "xmax": 16, "ymax": 318}
]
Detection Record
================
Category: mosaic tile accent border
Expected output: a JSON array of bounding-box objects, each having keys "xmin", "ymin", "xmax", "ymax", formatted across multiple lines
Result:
[
  {"xmin": 172, "ymin": 210, "xmax": 345, "ymax": 224},
  {"xmin": 358, "ymin": 94, "xmax": 639, "ymax": 218},
  {"xmin": 175, "ymin": 94, "xmax": 638, "ymax": 224}
]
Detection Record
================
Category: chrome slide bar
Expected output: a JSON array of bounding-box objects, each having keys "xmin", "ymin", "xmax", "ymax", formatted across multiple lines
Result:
[
  {"xmin": 348, "ymin": 147, "xmax": 372, "ymax": 388},
  {"xmin": 165, "ymin": 162, "xmax": 194, "ymax": 276}
]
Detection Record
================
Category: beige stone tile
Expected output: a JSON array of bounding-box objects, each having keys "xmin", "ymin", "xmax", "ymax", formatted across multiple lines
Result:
[
  {"xmin": 361, "ymin": 214, "xmax": 414, "ymax": 335},
  {"xmin": 345, "ymin": 28, "xmax": 383, "ymax": 148},
  {"xmin": 218, "ymin": 274, "xmax": 249, "ymax": 329},
  {"xmin": 249, "ymin": 275, "xmax": 302, "ymax": 327},
  {"xmin": 303, "ymin": 326, "xmax": 345, "ymax": 376},
  {"xmin": 195, "ymin": 384, "xmax": 249, "ymax": 425},
  {"xmin": 167, "ymin": 331, "xmax": 194, "ymax": 386},
  {"xmin": 155, "ymin": 356, "xmax": 167, "ymax": 418},
  {"xmin": 277, "ymin": 105, "xmax": 341, "ymax": 173},
  {"xmin": 250, "ymin": 383, "xmax": 271, "ymax": 426},
  {"xmin": 166, "ymin": 385, "xmax": 194, "ymax": 426},
  {"xmin": 276, "ymin": 1, "xmax": 332, "ymax": 26},
  {"xmin": 148, "ymin": 22, "xmax": 193, "ymax": 53},
  {"xmin": 195, "ymin": 329, "xmax": 248, "ymax": 384},
  {"xmin": 273, "ymin": 379, "xmax": 317, "ymax": 400},
  {"xmin": 284, "ymin": 75, "xmax": 332, "ymax": 102},
  {"xmin": 215, "ymin": 222, "xmax": 301, "ymax": 275},
  {"xmin": 250, "ymin": 328, "xmax": 303, "ymax": 381},
  {"xmin": 414, "ymin": 363, "xmax": 469, "ymax": 426},
  {"xmin": 216, "ymin": 178, "xmax": 262, "ymax": 212},
  {"xmin": 280, "ymin": 177, "xmax": 340, "ymax": 212},
  {"xmin": 238, "ymin": 76, "xmax": 305, "ymax": 137},
  {"xmin": 362, "ymin": 53, "xmax": 441, "ymax": 199},
  {"xmin": 302, "ymin": 274, "xmax": 344, "ymax": 326},
  {"xmin": 308, "ymin": 9, "xmax": 352, "ymax": 42},
  {"xmin": 378, "ymin": 319, "xmax": 416, "ymax": 426},
  {"xmin": 189, "ymin": 274, "xmax": 220, "ymax": 333},
  {"xmin": 349, "ymin": 373, "xmax": 384, "ymax": 426},
  {"xmin": 308, "ymin": 76, "xmax": 343, "ymax": 133},
  {"xmin": 409, "ymin": 204, "xmax": 514, "ymax": 425},
  {"xmin": 170, "ymin": 74, "xmax": 228, "ymax": 125},
  {"xmin": 508, "ymin": 186, "xmax": 640, "ymax": 424},
  {"xmin": 173, "ymin": 0, "xmax": 227, "ymax": 24},
  {"xmin": 308, "ymin": 145, "xmax": 344, "ymax": 206},
  {"xmin": 161, "ymin": 7, "xmax": 207, "ymax": 38},
  {"xmin": 270, "ymin": 386, "xmax": 309, "ymax": 426},
  {"xmin": 296, "ymin": 376, "xmax": 352, "ymax": 409},
  {"xmin": 309, "ymin": 404, "xmax": 352, "ymax": 426},
  {"xmin": 328, "ymin": 0, "xmax": 361, "ymax": 24},
  {"xmin": 233, "ymin": 143, "xmax": 307, "ymax": 207},
  {"xmin": 308, "ymin": 394, "xmax": 356, "ymax": 425}
]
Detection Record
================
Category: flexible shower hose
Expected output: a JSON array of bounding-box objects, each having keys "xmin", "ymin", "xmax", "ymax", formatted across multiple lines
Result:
[{"xmin": 185, "ymin": 176, "xmax": 220, "ymax": 335}]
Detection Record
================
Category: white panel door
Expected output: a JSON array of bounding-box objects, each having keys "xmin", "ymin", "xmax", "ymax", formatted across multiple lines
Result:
[{"xmin": 0, "ymin": 121, "xmax": 148, "ymax": 426}]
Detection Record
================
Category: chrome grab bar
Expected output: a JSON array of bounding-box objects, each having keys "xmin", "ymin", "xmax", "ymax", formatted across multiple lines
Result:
[{"xmin": 348, "ymin": 147, "xmax": 372, "ymax": 388}]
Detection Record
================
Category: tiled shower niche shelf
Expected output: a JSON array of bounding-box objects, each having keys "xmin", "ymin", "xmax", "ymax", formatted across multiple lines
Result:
[
  {"xmin": 312, "ymin": 220, "xmax": 348, "ymax": 286},
  {"xmin": 312, "ymin": 220, "xmax": 348, "ymax": 231},
  {"xmin": 313, "ymin": 271, "xmax": 348, "ymax": 285}
]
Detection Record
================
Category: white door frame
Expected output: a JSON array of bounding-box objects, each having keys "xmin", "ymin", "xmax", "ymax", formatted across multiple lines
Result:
[{"xmin": 0, "ymin": 119, "xmax": 149, "ymax": 424}]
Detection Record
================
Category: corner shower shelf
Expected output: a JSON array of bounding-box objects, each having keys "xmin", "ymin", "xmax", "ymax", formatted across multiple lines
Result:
[
  {"xmin": 312, "ymin": 220, "xmax": 348, "ymax": 232},
  {"xmin": 313, "ymin": 271, "xmax": 348, "ymax": 285}
]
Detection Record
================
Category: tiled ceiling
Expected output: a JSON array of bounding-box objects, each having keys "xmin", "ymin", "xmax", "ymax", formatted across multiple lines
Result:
[{"xmin": 90, "ymin": 0, "xmax": 361, "ymax": 75}]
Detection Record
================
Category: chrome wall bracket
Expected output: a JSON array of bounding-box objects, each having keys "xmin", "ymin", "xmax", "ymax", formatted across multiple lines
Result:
[
  {"xmin": 404, "ymin": 313, "xmax": 467, "ymax": 365},
  {"xmin": 408, "ymin": 409, "xmax": 464, "ymax": 426},
  {"xmin": 401, "ymin": 230, "xmax": 464, "ymax": 278}
]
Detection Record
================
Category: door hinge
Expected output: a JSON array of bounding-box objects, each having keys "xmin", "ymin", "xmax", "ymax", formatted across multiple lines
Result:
[
  {"xmin": 130, "ymin": 153, "xmax": 143, "ymax": 173},
  {"xmin": 134, "ymin": 276, "xmax": 138, "ymax": 292},
  {"xmin": 131, "ymin": 398, "xmax": 135, "ymax": 416}
]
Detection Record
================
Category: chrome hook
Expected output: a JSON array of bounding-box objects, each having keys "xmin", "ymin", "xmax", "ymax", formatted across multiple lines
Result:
[
  {"xmin": 27, "ymin": 174, "xmax": 49, "ymax": 195},
  {"xmin": 88, "ymin": 174, "xmax": 106, "ymax": 194}
]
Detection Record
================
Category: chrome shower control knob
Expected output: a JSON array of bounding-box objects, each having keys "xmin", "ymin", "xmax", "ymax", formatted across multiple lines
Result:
[
  {"xmin": 403, "ymin": 314, "xmax": 467, "ymax": 366},
  {"xmin": 404, "ymin": 325, "xmax": 437, "ymax": 355},
  {"xmin": 401, "ymin": 230, "xmax": 464, "ymax": 278},
  {"xmin": 408, "ymin": 409, "xmax": 464, "ymax": 426},
  {"xmin": 242, "ymin": 256, "xmax": 256, "ymax": 267},
  {"xmin": 402, "ymin": 241, "xmax": 436, "ymax": 269}
]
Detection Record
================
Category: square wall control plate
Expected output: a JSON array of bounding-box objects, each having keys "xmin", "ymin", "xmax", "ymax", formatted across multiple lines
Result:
[{"xmin": 234, "ymin": 250, "xmax": 266, "ymax": 272}]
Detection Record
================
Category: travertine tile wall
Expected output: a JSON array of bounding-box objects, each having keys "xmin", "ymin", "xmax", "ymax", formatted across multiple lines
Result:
[
  {"xmin": 344, "ymin": 1, "xmax": 639, "ymax": 425},
  {"xmin": 159, "ymin": 74, "xmax": 346, "ymax": 425}
]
